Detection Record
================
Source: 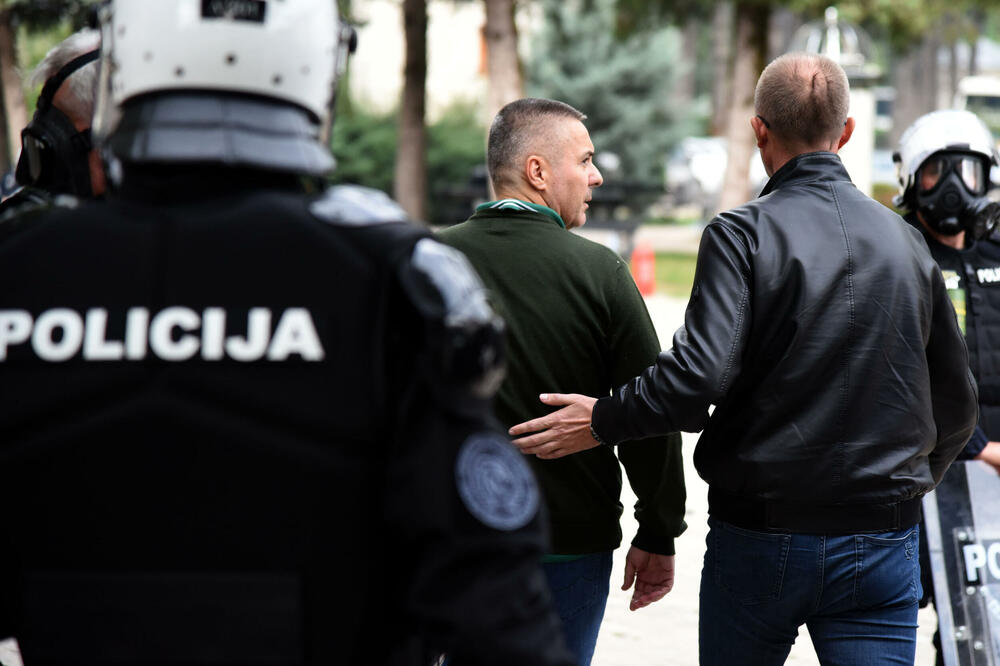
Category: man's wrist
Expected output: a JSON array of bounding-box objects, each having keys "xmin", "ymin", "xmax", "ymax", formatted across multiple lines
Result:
[
  {"xmin": 631, "ymin": 532, "xmax": 675, "ymax": 557},
  {"xmin": 591, "ymin": 395, "xmax": 622, "ymax": 447},
  {"xmin": 590, "ymin": 423, "xmax": 612, "ymax": 448}
]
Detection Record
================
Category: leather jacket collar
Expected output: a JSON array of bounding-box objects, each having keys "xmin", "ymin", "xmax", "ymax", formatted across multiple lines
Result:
[{"xmin": 759, "ymin": 151, "xmax": 852, "ymax": 197}]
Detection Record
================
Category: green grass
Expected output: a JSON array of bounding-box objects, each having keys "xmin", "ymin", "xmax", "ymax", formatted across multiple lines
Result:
[{"xmin": 653, "ymin": 252, "xmax": 698, "ymax": 298}]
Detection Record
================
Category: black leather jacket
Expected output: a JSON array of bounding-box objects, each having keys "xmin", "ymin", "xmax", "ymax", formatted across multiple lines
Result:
[{"xmin": 593, "ymin": 152, "xmax": 978, "ymax": 532}]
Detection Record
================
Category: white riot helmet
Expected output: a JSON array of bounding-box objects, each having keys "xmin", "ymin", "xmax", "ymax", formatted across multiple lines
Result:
[
  {"xmin": 93, "ymin": 0, "xmax": 355, "ymax": 177},
  {"xmin": 893, "ymin": 109, "xmax": 998, "ymax": 211}
]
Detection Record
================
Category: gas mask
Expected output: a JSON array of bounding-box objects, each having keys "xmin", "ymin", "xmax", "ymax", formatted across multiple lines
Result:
[
  {"xmin": 15, "ymin": 50, "xmax": 99, "ymax": 198},
  {"xmin": 914, "ymin": 151, "xmax": 1000, "ymax": 239}
]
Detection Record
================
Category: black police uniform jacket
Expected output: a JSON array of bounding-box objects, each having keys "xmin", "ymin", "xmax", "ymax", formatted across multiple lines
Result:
[
  {"xmin": 592, "ymin": 152, "xmax": 978, "ymax": 533},
  {"xmin": 908, "ymin": 211, "xmax": 1000, "ymax": 457},
  {"xmin": 0, "ymin": 171, "xmax": 573, "ymax": 666}
]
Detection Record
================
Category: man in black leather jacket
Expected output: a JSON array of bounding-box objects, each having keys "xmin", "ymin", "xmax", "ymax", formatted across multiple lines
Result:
[{"xmin": 509, "ymin": 52, "xmax": 978, "ymax": 665}]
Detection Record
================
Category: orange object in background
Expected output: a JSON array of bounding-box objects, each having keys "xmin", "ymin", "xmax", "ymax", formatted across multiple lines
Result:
[{"xmin": 631, "ymin": 242, "xmax": 656, "ymax": 296}]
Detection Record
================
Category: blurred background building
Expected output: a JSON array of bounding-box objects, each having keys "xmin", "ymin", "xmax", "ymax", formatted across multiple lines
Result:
[{"xmin": 5, "ymin": 0, "xmax": 1000, "ymax": 224}]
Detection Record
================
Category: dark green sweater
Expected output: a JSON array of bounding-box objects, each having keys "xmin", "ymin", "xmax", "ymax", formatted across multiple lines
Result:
[{"xmin": 439, "ymin": 202, "xmax": 686, "ymax": 555}]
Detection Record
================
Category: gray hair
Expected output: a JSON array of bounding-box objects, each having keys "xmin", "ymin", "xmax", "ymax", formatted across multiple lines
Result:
[
  {"xmin": 754, "ymin": 52, "xmax": 850, "ymax": 148},
  {"xmin": 30, "ymin": 29, "xmax": 100, "ymax": 123},
  {"xmin": 487, "ymin": 98, "xmax": 586, "ymax": 192}
]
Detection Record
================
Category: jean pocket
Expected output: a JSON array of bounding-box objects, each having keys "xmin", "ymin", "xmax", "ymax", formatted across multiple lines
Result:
[
  {"xmin": 712, "ymin": 520, "xmax": 790, "ymax": 605},
  {"xmin": 854, "ymin": 526, "xmax": 921, "ymax": 609}
]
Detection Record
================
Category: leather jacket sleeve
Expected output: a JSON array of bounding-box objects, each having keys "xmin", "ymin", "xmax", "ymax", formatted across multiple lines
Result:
[
  {"xmin": 925, "ymin": 266, "xmax": 980, "ymax": 484},
  {"xmin": 593, "ymin": 220, "xmax": 752, "ymax": 444}
]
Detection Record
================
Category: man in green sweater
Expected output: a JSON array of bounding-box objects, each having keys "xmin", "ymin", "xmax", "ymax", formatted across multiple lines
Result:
[{"xmin": 439, "ymin": 98, "xmax": 686, "ymax": 665}]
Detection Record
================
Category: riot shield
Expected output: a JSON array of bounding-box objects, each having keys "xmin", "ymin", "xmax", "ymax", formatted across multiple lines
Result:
[{"xmin": 923, "ymin": 460, "xmax": 1000, "ymax": 665}]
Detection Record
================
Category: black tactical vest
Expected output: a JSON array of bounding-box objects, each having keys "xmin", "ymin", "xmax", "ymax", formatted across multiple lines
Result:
[
  {"xmin": 921, "ymin": 224, "xmax": 1000, "ymax": 440},
  {"xmin": 0, "ymin": 178, "xmax": 567, "ymax": 665}
]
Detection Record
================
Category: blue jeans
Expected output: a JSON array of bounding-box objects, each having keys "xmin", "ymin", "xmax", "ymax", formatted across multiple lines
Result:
[
  {"xmin": 700, "ymin": 518, "xmax": 921, "ymax": 666},
  {"xmin": 541, "ymin": 551, "xmax": 613, "ymax": 666}
]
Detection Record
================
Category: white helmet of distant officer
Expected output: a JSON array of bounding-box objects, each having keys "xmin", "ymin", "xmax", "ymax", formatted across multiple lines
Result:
[
  {"xmin": 894, "ymin": 109, "xmax": 1000, "ymax": 239},
  {"xmin": 92, "ymin": 0, "xmax": 356, "ymax": 183}
]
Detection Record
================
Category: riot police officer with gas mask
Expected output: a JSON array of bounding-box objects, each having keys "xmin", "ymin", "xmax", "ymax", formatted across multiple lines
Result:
[
  {"xmin": 0, "ymin": 2, "xmax": 572, "ymax": 665},
  {"xmin": 895, "ymin": 109, "xmax": 1000, "ymax": 665},
  {"xmin": 895, "ymin": 109, "xmax": 1000, "ymax": 472},
  {"xmin": 0, "ymin": 29, "xmax": 103, "ymax": 221}
]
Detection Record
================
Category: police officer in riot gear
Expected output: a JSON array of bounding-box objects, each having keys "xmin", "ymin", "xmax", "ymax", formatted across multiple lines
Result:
[
  {"xmin": 894, "ymin": 109, "xmax": 1000, "ymax": 472},
  {"xmin": 0, "ymin": 2, "xmax": 573, "ymax": 665},
  {"xmin": 895, "ymin": 109, "xmax": 1000, "ymax": 665},
  {"xmin": 0, "ymin": 29, "xmax": 103, "ymax": 221}
]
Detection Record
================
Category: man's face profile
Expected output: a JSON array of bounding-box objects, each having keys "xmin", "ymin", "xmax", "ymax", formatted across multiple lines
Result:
[{"xmin": 546, "ymin": 119, "xmax": 603, "ymax": 229}]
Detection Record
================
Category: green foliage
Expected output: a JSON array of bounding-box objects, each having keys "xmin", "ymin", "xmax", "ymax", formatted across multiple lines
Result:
[
  {"xmin": 330, "ymin": 98, "xmax": 487, "ymax": 224},
  {"xmin": 18, "ymin": 21, "xmax": 74, "ymax": 114},
  {"xmin": 613, "ymin": 0, "xmax": 699, "ymax": 37},
  {"xmin": 427, "ymin": 103, "xmax": 486, "ymax": 193},
  {"xmin": 790, "ymin": 0, "xmax": 988, "ymax": 54},
  {"xmin": 527, "ymin": 0, "xmax": 702, "ymax": 186},
  {"xmin": 329, "ymin": 102, "xmax": 398, "ymax": 194},
  {"xmin": 6, "ymin": 0, "xmax": 97, "ymax": 31}
]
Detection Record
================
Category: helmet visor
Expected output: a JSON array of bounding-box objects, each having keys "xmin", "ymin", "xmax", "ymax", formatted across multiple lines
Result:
[{"xmin": 918, "ymin": 154, "xmax": 986, "ymax": 194}]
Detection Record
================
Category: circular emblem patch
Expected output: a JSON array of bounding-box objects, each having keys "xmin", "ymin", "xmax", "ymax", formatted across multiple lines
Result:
[{"xmin": 455, "ymin": 433, "xmax": 540, "ymax": 531}]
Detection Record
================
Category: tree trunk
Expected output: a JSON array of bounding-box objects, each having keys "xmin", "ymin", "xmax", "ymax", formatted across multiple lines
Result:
[
  {"xmin": 0, "ymin": 9, "xmax": 26, "ymax": 171},
  {"xmin": 969, "ymin": 10, "xmax": 982, "ymax": 77},
  {"xmin": 767, "ymin": 8, "xmax": 800, "ymax": 62},
  {"xmin": 709, "ymin": 2, "xmax": 732, "ymax": 136},
  {"xmin": 924, "ymin": 34, "xmax": 941, "ymax": 109},
  {"xmin": 949, "ymin": 38, "xmax": 958, "ymax": 104},
  {"xmin": 675, "ymin": 16, "xmax": 697, "ymax": 104},
  {"xmin": 483, "ymin": 0, "xmax": 523, "ymax": 123},
  {"xmin": 394, "ymin": 0, "xmax": 427, "ymax": 222},
  {"xmin": 889, "ymin": 45, "xmax": 927, "ymax": 150},
  {"xmin": 717, "ymin": 3, "xmax": 767, "ymax": 214}
]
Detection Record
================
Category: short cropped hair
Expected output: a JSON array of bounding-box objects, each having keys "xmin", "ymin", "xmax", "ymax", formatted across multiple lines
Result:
[
  {"xmin": 754, "ymin": 52, "xmax": 849, "ymax": 148},
  {"xmin": 30, "ymin": 29, "xmax": 100, "ymax": 123},
  {"xmin": 488, "ymin": 98, "xmax": 586, "ymax": 191}
]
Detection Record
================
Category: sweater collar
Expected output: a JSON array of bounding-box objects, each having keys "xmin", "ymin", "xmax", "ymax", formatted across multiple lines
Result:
[
  {"xmin": 759, "ymin": 151, "xmax": 853, "ymax": 197},
  {"xmin": 475, "ymin": 198, "xmax": 566, "ymax": 228}
]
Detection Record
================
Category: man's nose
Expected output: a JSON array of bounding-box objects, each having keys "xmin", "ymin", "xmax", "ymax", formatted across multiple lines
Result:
[{"xmin": 590, "ymin": 164, "xmax": 603, "ymax": 187}]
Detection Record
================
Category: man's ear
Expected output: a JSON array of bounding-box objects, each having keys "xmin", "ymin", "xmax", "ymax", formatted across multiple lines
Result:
[
  {"xmin": 836, "ymin": 117, "xmax": 855, "ymax": 151},
  {"xmin": 750, "ymin": 116, "xmax": 768, "ymax": 149},
  {"xmin": 525, "ymin": 155, "xmax": 547, "ymax": 191}
]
